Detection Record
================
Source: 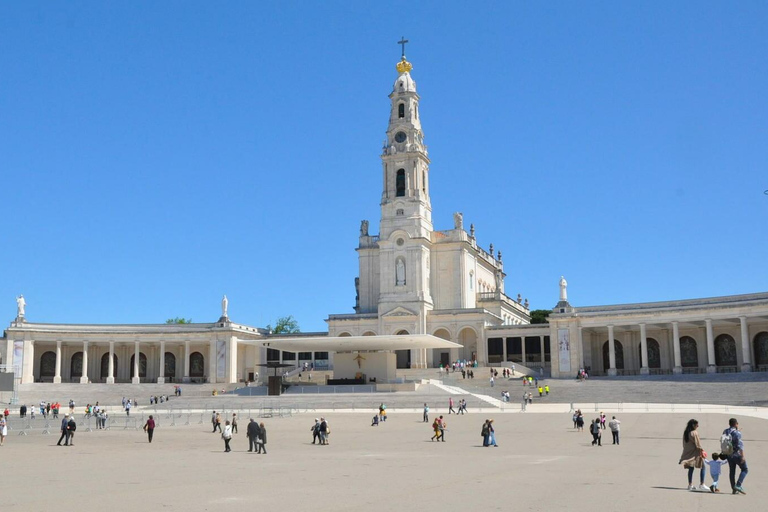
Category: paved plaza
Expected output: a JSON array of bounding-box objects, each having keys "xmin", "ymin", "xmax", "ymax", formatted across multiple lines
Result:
[{"xmin": 2, "ymin": 409, "xmax": 762, "ymax": 511}]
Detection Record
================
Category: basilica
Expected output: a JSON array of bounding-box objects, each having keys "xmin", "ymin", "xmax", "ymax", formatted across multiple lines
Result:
[{"xmin": 3, "ymin": 51, "xmax": 768, "ymax": 385}]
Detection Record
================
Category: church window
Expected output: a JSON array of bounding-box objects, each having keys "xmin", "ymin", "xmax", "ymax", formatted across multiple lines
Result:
[
  {"xmin": 469, "ymin": 271, "xmax": 474, "ymax": 290},
  {"xmin": 398, "ymin": 103, "xmax": 405, "ymax": 118},
  {"xmin": 396, "ymin": 169, "xmax": 405, "ymax": 197}
]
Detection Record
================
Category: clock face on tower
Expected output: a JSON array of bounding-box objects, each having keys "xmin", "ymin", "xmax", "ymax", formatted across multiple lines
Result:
[{"xmin": 394, "ymin": 131, "xmax": 407, "ymax": 143}]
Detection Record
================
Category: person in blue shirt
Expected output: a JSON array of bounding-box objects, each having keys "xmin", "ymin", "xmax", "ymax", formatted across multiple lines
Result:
[{"xmin": 724, "ymin": 418, "xmax": 748, "ymax": 494}]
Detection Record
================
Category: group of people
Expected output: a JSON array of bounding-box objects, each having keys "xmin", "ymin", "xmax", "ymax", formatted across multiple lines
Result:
[
  {"xmin": 447, "ymin": 397, "xmax": 468, "ymax": 414},
  {"xmin": 310, "ymin": 417, "xmax": 330, "ymax": 445},
  {"xmin": 121, "ymin": 397, "xmax": 136, "ymax": 415},
  {"xmin": 148, "ymin": 395, "xmax": 170, "ymax": 405},
  {"xmin": 679, "ymin": 417, "xmax": 748, "ymax": 495},
  {"xmin": 440, "ymin": 359, "xmax": 478, "ymax": 373},
  {"xmin": 56, "ymin": 414, "xmax": 77, "ymax": 446}
]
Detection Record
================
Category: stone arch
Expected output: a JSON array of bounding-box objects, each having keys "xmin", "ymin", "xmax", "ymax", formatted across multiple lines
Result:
[
  {"xmin": 362, "ymin": 331, "xmax": 376, "ymax": 336},
  {"xmin": 130, "ymin": 352, "xmax": 148, "ymax": 378},
  {"xmin": 602, "ymin": 340, "xmax": 624, "ymax": 370},
  {"xmin": 395, "ymin": 329, "xmax": 410, "ymax": 369},
  {"xmin": 432, "ymin": 328, "xmax": 451, "ymax": 340},
  {"xmin": 432, "ymin": 328, "xmax": 452, "ymax": 367},
  {"xmin": 70, "ymin": 352, "xmax": 83, "ymax": 378},
  {"xmin": 165, "ymin": 352, "xmax": 176, "ymax": 380},
  {"xmin": 40, "ymin": 351, "xmax": 56, "ymax": 378},
  {"xmin": 458, "ymin": 327, "xmax": 478, "ymax": 362},
  {"xmin": 338, "ymin": 332, "xmax": 352, "ymax": 337},
  {"xmin": 189, "ymin": 352, "xmax": 205, "ymax": 378},
  {"xmin": 714, "ymin": 334, "xmax": 737, "ymax": 366},
  {"xmin": 680, "ymin": 336, "xmax": 698, "ymax": 367},
  {"xmin": 753, "ymin": 331, "xmax": 768, "ymax": 367},
  {"xmin": 638, "ymin": 338, "xmax": 661, "ymax": 369},
  {"xmin": 100, "ymin": 353, "xmax": 118, "ymax": 380}
]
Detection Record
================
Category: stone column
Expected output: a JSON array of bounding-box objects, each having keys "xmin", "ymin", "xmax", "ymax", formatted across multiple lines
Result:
[
  {"xmin": 22, "ymin": 339, "xmax": 35, "ymax": 384},
  {"xmin": 226, "ymin": 336, "xmax": 237, "ymax": 384},
  {"xmin": 521, "ymin": 337, "xmax": 527, "ymax": 364},
  {"xmin": 184, "ymin": 340, "xmax": 191, "ymax": 382},
  {"xmin": 639, "ymin": 323, "xmax": 649, "ymax": 375},
  {"xmin": 107, "ymin": 341, "xmax": 115, "ymax": 384},
  {"xmin": 607, "ymin": 325, "xmax": 617, "ymax": 376},
  {"xmin": 672, "ymin": 322, "xmax": 682, "ymax": 374},
  {"xmin": 209, "ymin": 338, "xmax": 218, "ymax": 384},
  {"xmin": 502, "ymin": 337, "xmax": 508, "ymax": 363},
  {"xmin": 53, "ymin": 340, "xmax": 62, "ymax": 383},
  {"xmin": 578, "ymin": 327, "xmax": 585, "ymax": 369},
  {"xmin": 539, "ymin": 335, "xmax": 545, "ymax": 367},
  {"xmin": 739, "ymin": 316, "xmax": 752, "ymax": 372},
  {"xmin": 705, "ymin": 319, "xmax": 716, "ymax": 373},
  {"xmin": 80, "ymin": 341, "xmax": 89, "ymax": 384},
  {"xmin": 158, "ymin": 340, "xmax": 166, "ymax": 384},
  {"xmin": 132, "ymin": 341, "xmax": 140, "ymax": 384}
]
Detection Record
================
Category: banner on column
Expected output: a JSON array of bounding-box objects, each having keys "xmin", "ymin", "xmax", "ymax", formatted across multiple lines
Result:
[
  {"xmin": 557, "ymin": 329, "xmax": 571, "ymax": 373},
  {"xmin": 216, "ymin": 340, "xmax": 226, "ymax": 380},
  {"xmin": 13, "ymin": 341, "xmax": 24, "ymax": 371}
]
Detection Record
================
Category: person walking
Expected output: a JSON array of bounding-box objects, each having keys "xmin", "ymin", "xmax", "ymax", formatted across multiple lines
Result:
[
  {"xmin": 679, "ymin": 419, "xmax": 709, "ymax": 491},
  {"xmin": 231, "ymin": 413, "xmax": 238, "ymax": 434},
  {"xmin": 222, "ymin": 420, "xmax": 232, "ymax": 452},
  {"xmin": 608, "ymin": 416, "xmax": 621, "ymax": 445},
  {"xmin": 487, "ymin": 419, "xmax": 498, "ymax": 447},
  {"xmin": 0, "ymin": 415, "xmax": 7, "ymax": 446},
  {"xmin": 590, "ymin": 419, "xmax": 602, "ymax": 446},
  {"xmin": 319, "ymin": 417, "xmax": 329, "ymax": 445},
  {"xmin": 66, "ymin": 415, "xmax": 77, "ymax": 446},
  {"xmin": 576, "ymin": 411, "xmax": 584, "ymax": 432},
  {"xmin": 57, "ymin": 414, "xmax": 71, "ymax": 446},
  {"xmin": 448, "ymin": 398, "xmax": 456, "ymax": 415},
  {"xmin": 311, "ymin": 418, "xmax": 320, "ymax": 444},
  {"xmin": 143, "ymin": 415, "xmax": 155, "ymax": 443},
  {"xmin": 247, "ymin": 418, "xmax": 260, "ymax": 452},
  {"xmin": 723, "ymin": 418, "xmax": 748, "ymax": 494},
  {"xmin": 423, "ymin": 403, "xmax": 429, "ymax": 423},
  {"xmin": 599, "ymin": 412, "xmax": 606, "ymax": 429},
  {"xmin": 256, "ymin": 422, "xmax": 267, "ymax": 454},
  {"xmin": 438, "ymin": 415, "xmax": 446, "ymax": 442},
  {"xmin": 213, "ymin": 412, "xmax": 222, "ymax": 433},
  {"xmin": 125, "ymin": 400, "xmax": 131, "ymax": 416},
  {"xmin": 431, "ymin": 418, "xmax": 441, "ymax": 441}
]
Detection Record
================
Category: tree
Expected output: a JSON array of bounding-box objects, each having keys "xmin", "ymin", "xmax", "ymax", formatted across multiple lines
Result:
[
  {"xmin": 267, "ymin": 315, "xmax": 300, "ymax": 334},
  {"xmin": 166, "ymin": 317, "xmax": 192, "ymax": 324},
  {"xmin": 529, "ymin": 309, "xmax": 550, "ymax": 325}
]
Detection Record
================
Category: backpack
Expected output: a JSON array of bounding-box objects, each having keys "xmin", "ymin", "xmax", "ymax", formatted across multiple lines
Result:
[{"xmin": 719, "ymin": 430, "xmax": 734, "ymax": 456}]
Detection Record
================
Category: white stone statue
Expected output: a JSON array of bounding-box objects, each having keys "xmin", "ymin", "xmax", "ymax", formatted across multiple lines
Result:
[
  {"xmin": 453, "ymin": 212, "xmax": 463, "ymax": 230},
  {"xmin": 360, "ymin": 220, "xmax": 369, "ymax": 236},
  {"xmin": 395, "ymin": 259, "xmax": 406, "ymax": 286},
  {"xmin": 559, "ymin": 276, "xmax": 568, "ymax": 302},
  {"xmin": 16, "ymin": 295, "xmax": 26, "ymax": 317},
  {"xmin": 221, "ymin": 295, "xmax": 228, "ymax": 318}
]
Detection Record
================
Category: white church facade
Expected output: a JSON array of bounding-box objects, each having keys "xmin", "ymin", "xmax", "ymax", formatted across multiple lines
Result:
[{"xmin": 3, "ymin": 51, "xmax": 768, "ymax": 384}]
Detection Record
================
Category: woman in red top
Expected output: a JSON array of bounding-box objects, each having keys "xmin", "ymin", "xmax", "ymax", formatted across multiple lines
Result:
[{"xmin": 143, "ymin": 415, "xmax": 155, "ymax": 443}]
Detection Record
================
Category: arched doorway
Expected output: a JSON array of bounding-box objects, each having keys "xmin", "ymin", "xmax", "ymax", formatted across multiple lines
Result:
[
  {"xmin": 338, "ymin": 332, "xmax": 352, "ymax": 337},
  {"xmin": 362, "ymin": 331, "xmax": 376, "ymax": 336},
  {"xmin": 395, "ymin": 330, "xmax": 411, "ymax": 369},
  {"xmin": 459, "ymin": 327, "xmax": 478, "ymax": 362},
  {"xmin": 638, "ymin": 338, "xmax": 661, "ymax": 369},
  {"xmin": 602, "ymin": 340, "xmax": 624, "ymax": 371},
  {"xmin": 100, "ymin": 353, "xmax": 118, "ymax": 381},
  {"xmin": 130, "ymin": 352, "xmax": 148, "ymax": 378},
  {"xmin": 680, "ymin": 336, "xmax": 698, "ymax": 367},
  {"xmin": 754, "ymin": 332, "xmax": 768, "ymax": 367},
  {"xmin": 714, "ymin": 334, "xmax": 737, "ymax": 367},
  {"xmin": 165, "ymin": 352, "xmax": 176, "ymax": 380},
  {"xmin": 70, "ymin": 352, "xmax": 83, "ymax": 378},
  {"xmin": 190, "ymin": 352, "xmax": 205, "ymax": 378},
  {"xmin": 40, "ymin": 351, "xmax": 56, "ymax": 379},
  {"xmin": 433, "ymin": 328, "xmax": 451, "ymax": 367}
]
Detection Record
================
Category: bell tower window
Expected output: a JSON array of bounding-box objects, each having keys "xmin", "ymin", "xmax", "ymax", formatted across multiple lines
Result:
[
  {"xmin": 398, "ymin": 103, "xmax": 405, "ymax": 118},
  {"xmin": 396, "ymin": 169, "xmax": 405, "ymax": 197}
]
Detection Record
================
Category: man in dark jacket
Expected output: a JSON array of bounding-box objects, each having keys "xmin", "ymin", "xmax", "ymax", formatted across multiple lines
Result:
[
  {"xmin": 246, "ymin": 418, "xmax": 261, "ymax": 452},
  {"xmin": 57, "ymin": 414, "xmax": 71, "ymax": 446},
  {"xmin": 67, "ymin": 416, "xmax": 77, "ymax": 446}
]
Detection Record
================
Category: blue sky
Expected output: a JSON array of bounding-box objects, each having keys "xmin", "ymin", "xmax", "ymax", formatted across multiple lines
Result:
[{"xmin": 1, "ymin": 2, "xmax": 767, "ymax": 332}]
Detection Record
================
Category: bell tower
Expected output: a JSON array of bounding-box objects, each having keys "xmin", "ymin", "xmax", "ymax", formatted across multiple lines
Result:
[{"xmin": 379, "ymin": 41, "xmax": 433, "ymax": 241}]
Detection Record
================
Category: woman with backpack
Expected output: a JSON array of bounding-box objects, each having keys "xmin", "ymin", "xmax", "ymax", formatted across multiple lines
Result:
[
  {"xmin": 590, "ymin": 419, "xmax": 602, "ymax": 446},
  {"xmin": 679, "ymin": 419, "xmax": 708, "ymax": 491}
]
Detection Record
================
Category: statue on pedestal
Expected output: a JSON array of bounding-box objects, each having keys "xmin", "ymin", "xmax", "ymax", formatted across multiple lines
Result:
[
  {"xmin": 221, "ymin": 295, "xmax": 229, "ymax": 318},
  {"xmin": 453, "ymin": 212, "xmax": 463, "ymax": 230},
  {"xmin": 360, "ymin": 220, "xmax": 369, "ymax": 236},
  {"xmin": 16, "ymin": 295, "xmax": 26, "ymax": 317},
  {"xmin": 396, "ymin": 259, "xmax": 406, "ymax": 286},
  {"xmin": 559, "ymin": 276, "xmax": 568, "ymax": 302}
]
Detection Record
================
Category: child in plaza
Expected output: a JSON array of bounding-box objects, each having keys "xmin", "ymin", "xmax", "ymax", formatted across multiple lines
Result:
[{"xmin": 703, "ymin": 452, "xmax": 729, "ymax": 493}]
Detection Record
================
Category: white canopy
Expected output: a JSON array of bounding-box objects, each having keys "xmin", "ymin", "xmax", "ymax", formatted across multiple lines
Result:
[{"xmin": 259, "ymin": 334, "xmax": 461, "ymax": 353}]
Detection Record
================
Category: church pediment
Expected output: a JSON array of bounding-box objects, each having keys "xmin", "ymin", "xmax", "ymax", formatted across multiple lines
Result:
[{"xmin": 382, "ymin": 306, "xmax": 417, "ymax": 318}]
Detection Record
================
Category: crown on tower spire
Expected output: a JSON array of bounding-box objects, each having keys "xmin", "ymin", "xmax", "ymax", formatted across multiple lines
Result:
[{"xmin": 396, "ymin": 37, "xmax": 413, "ymax": 74}]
